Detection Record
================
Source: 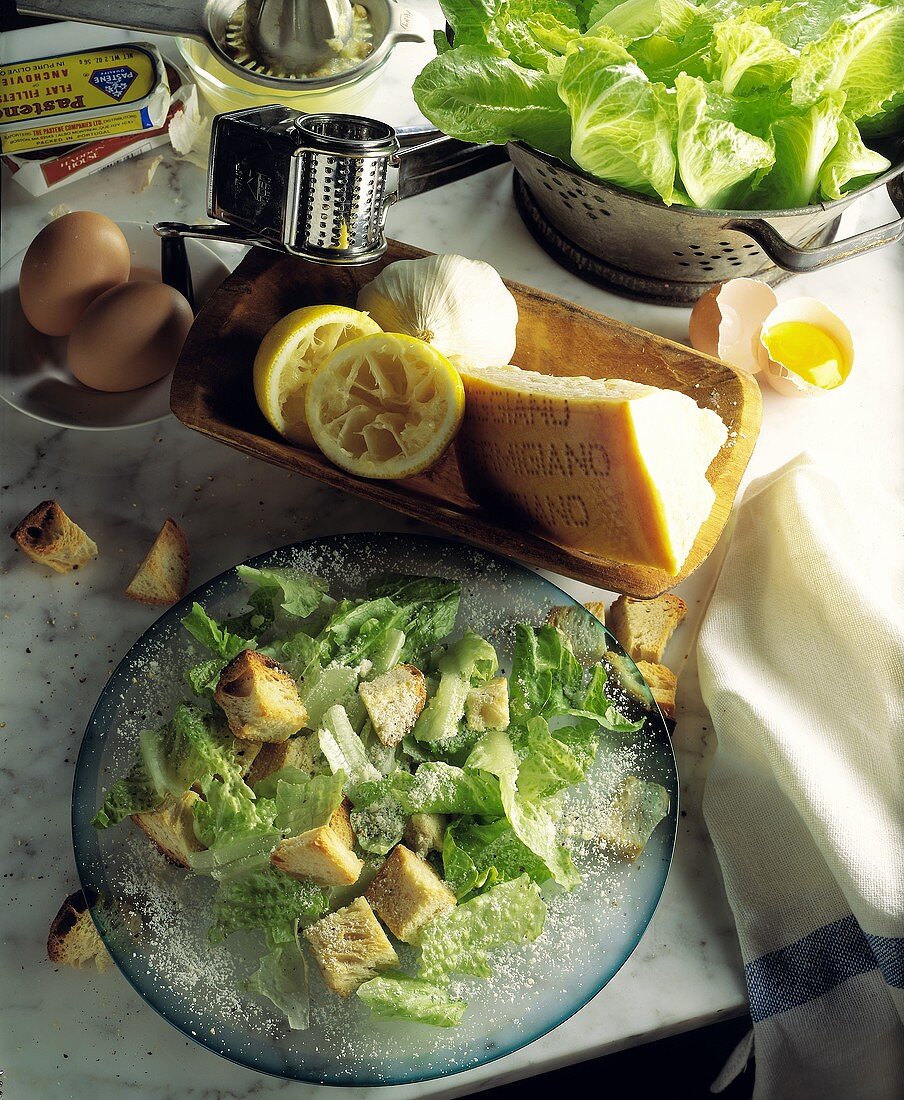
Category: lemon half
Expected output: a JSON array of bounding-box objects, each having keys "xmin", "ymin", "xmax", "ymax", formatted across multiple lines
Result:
[
  {"xmin": 305, "ymin": 333, "xmax": 465, "ymax": 480},
  {"xmin": 253, "ymin": 305, "xmax": 381, "ymax": 446}
]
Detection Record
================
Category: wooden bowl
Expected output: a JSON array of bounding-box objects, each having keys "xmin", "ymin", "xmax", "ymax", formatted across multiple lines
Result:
[{"xmin": 170, "ymin": 240, "xmax": 762, "ymax": 597}]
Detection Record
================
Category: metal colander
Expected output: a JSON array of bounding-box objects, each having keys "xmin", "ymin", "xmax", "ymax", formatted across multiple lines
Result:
[{"xmin": 508, "ymin": 141, "xmax": 904, "ymax": 304}]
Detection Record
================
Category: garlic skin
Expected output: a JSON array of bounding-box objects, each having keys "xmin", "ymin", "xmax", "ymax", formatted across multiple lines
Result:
[{"xmin": 356, "ymin": 254, "xmax": 518, "ymax": 369}]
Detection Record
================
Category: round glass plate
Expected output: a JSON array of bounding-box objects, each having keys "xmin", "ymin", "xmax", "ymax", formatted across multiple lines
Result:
[
  {"xmin": 0, "ymin": 222, "xmax": 230, "ymax": 431},
  {"xmin": 73, "ymin": 533, "xmax": 678, "ymax": 1085}
]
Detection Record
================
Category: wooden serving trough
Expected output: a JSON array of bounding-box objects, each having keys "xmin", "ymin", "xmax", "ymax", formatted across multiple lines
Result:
[{"xmin": 170, "ymin": 240, "xmax": 762, "ymax": 598}]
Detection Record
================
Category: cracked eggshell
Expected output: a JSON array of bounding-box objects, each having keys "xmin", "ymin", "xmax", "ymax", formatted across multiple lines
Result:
[
  {"xmin": 758, "ymin": 297, "xmax": 854, "ymax": 398},
  {"xmin": 688, "ymin": 279, "xmax": 778, "ymax": 374}
]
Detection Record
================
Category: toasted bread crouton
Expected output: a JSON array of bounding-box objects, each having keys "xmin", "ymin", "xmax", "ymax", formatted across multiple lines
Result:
[
  {"xmin": 11, "ymin": 500, "xmax": 97, "ymax": 574},
  {"xmin": 597, "ymin": 775, "xmax": 670, "ymax": 861},
  {"xmin": 607, "ymin": 594, "xmax": 687, "ymax": 664},
  {"xmin": 464, "ymin": 676, "xmax": 509, "ymax": 732},
  {"xmin": 232, "ymin": 738, "xmax": 262, "ymax": 778},
  {"xmin": 635, "ymin": 661, "xmax": 677, "ymax": 718},
  {"xmin": 125, "ymin": 518, "xmax": 189, "ymax": 606},
  {"xmin": 47, "ymin": 889, "xmax": 110, "ymax": 971},
  {"xmin": 583, "ymin": 600, "xmax": 607, "ymax": 625},
  {"xmin": 359, "ymin": 664, "xmax": 427, "ymax": 748},
  {"xmin": 366, "ymin": 844, "xmax": 456, "ymax": 944},
  {"xmin": 329, "ymin": 797, "xmax": 356, "ymax": 850},
  {"xmin": 132, "ymin": 791, "xmax": 205, "ymax": 868},
  {"xmin": 214, "ymin": 650, "xmax": 308, "ymax": 743},
  {"xmin": 304, "ymin": 896, "xmax": 398, "ymax": 996},
  {"xmin": 271, "ymin": 824, "xmax": 362, "ymax": 886},
  {"xmin": 545, "ymin": 603, "xmax": 609, "ymax": 666},
  {"xmin": 246, "ymin": 733, "xmax": 320, "ymax": 787},
  {"xmin": 403, "ymin": 812, "xmax": 447, "ymax": 858}
]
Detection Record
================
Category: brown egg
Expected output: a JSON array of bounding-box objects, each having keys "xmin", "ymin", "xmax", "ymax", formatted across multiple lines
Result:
[
  {"xmin": 67, "ymin": 282, "xmax": 194, "ymax": 393},
  {"xmin": 18, "ymin": 211, "xmax": 131, "ymax": 336}
]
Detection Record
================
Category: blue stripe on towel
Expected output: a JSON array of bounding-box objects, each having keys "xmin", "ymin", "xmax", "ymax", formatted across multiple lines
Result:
[{"xmin": 746, "ymin": 915, "xmax": 904, "ymax": 1022}]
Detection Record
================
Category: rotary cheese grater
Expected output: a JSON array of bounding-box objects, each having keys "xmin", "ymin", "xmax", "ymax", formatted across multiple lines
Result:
[{"xmin": 155, "ymin": 106, "xmax": 506, "ymax": 265}]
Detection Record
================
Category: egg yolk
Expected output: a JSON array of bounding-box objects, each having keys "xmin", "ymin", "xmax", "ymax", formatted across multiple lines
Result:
[{"xmin": 762, "ymin": 321, "xmax": 847, "ymax": 389}]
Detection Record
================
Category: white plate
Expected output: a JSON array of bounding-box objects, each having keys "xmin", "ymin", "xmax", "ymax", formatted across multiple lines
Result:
[{"xmin": 0, "ymin": 221, "xmax": 231, "ymax": 431}]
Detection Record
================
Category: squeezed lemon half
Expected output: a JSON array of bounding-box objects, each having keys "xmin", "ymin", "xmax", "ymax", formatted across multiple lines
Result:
[
  {"xmin": 253, "ymin": 305, "xmax": 381, "ymax": 446},
  {"xmin": 305, "ymin": 332, "xmax": 465, "ymax": 479}
]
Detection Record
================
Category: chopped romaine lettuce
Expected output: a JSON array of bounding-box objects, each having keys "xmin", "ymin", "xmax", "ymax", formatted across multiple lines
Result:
[
  {"xmin": 509, "ymin": 623, "xmax": 583, "ymax": 723},
  {"xmin": 318, "ymin": 704, "xmax": 381, "ymax": 784},
  {"xmin": 357, "ymin": 973, "xmax": 467, "ymax": 1027},
  {"xmin": 181, "ymin": 602, "xmax": 249, "ymax": 661},
  {"xmin": 442, "ymin": 817, "xmax": 551, "ymax": 898},
  {"xmin": 272, "ymin": 769, "xmax": 347, "ymax": 837},
  {"xmin": 246, "ymin": 934, "xmax": 311, "ymax": 1030},
  {"xmin": 209, "ymin": 866, "xmax": 329, "ymax": 944},
  {"xmin": 419, "ymin": 875, "xmax": 547, "ymax": 979},
  {"xmin": 235, "ymin": 564, "xmax": 328, "ymax": 619}
]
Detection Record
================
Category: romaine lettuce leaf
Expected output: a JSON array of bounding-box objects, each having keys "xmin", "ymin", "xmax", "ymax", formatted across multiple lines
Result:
[
  {"xmin": 443, "ymin": 816, "xmax": 551, "ymax": 897},
  {"xmin": 209, "ymin": 866, "xmax": 329, "ymax": 943},
  {"xmin": 357, "ymin": 973, "xmax": 467, "ymax": 1027},
  {"xmin": 246, "ymin": 935, "xmax": 311, "ymax": 1030},
  {"xmin": 792, "ymin": 5, "xmax": 904, "ymax": 122},
  {"xmin": 419, "ymin": 875, "xmax": 546, "ymax": 978},
  {"xmin": 509, "ymin": 623, "xmax": 583, "ymax": 723},
  {"xmin": 235, "ymin": 564, "xmax": 327, "ymax": 619},
  {"xmin": 711, "ymin": 14, "xmax": 798, "ymax": 95},
  {"xmin": 272, "ymin": 769, "xmax": 347, "ymax": 837},
  {"xmin": 568, "ymin": 663, "xmax": 647, "ymax": 732},
  {"xmin": 516, "ymin": 716, "xmax": 586, "ymax": 799},
  {"xmin": 318, "ymin": 704, "xmax": 381, "ymax": 784},
  {"xmin": 182, "ymin": 602, "xmax": 249, "ymax": 661},
  {"xmin": 749, "ymin": 94, "xmax": 844, "ymax": 208},
  {"xmin": 468, "ymin": 729, "xmax": 580, "ymax": 887},
  {"xmin": 819, "ymin": 114, "xmax": 891, "ymax": 199},
  {"xmin": 675, "ymin": 74, "xmax": 775, "ymax": 207},
  {"xmin": 413, "ymin": 632, "xmax": 498, "ymax": 744},
  {"xmin": 413, "ymin": 45, "xmax": 574, "ymax": 163},
  {"xmin": 558, "ymin": 36, "xmax": 680, "ymax": 203},
  {"xmin": 91, "ymin": 755, "xmax": 161, "ymax": 828}
]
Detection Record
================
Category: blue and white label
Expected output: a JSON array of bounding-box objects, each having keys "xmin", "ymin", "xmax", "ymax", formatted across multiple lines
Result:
[{"xmin": 88, "ymin": 66, "xmax": 137, "ymax": 102}]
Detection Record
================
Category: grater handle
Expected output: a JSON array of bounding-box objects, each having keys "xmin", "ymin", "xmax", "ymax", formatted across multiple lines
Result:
[
  {"xmin": 725, "ymin": 175, "xmax": 904, "ymax": 273},
  {"xmin": 396, "ymin": 135, "xmax": 509, "ymax": 201},
  {"xmin": 155, "ymin": 221, "xmax": 276, "ymax": 250},
  {"xmin": 16, "ymin": 0, "xmax": 207, "ymax": 39}
]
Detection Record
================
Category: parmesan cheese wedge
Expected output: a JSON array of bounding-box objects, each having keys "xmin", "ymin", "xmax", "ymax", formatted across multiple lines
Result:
[{"xmin": 455, "ymin": 365, "xmax": 728, "ymax": 574}]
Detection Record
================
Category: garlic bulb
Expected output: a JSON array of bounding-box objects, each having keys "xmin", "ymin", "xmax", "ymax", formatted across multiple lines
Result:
[{"xmin": 356, "ymin": 254, "xmax": 518, "ymax": 369}]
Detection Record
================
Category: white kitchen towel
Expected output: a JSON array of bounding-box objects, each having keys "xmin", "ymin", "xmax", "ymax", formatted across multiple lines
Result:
[{"xmin": 697, "ymin": 453, "xmax": 904, "ymax": 1099}]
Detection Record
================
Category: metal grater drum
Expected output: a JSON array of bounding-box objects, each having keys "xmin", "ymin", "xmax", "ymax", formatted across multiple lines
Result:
[{"xmin": 292, "ymin": 114, "xmax": 397, "ymax": 260}]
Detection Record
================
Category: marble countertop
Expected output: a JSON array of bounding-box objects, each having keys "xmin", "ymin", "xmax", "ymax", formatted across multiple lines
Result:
[{"xmin": 2, "ymin": 23, "xmax": 902, "ymax": 1100}]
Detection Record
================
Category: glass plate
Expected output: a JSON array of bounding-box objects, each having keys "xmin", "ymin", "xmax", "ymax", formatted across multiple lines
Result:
[{"xmin": 72, "ymin": 533, "xmax": 678, "ymax": 1085}]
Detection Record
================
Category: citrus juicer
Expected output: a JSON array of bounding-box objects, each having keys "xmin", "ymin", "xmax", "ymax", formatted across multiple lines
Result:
[
  {"xmin": 17, "ymin": 0, "xmax": 430, "ymax": 87},
  {"xmin": 153, "ymin": 106, "xmax": 507, "ymax": 266}
]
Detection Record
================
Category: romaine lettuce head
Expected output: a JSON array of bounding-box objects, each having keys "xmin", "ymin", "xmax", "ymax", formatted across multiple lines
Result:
[
  {"xmin": 357, "ymin": 973, "xmax": 467, "ymax": 1027},
  {"xmin": 818, "ymin": 114, "xmax": 892, "ymax": 198},
  {"xmin": 675, "ymin": 74, "xmax": 775, "ymax": 206},
  {"xmin": 418, "ymin": 874, "xmax": 547, "ymax": 978},
  {"xmin": 413, "ymin": 46, "xmax": 574, "ymax": 163},
  {"xmin": 557, "ymin": 36, "xmax": 680, "ymax": 203},
  {"xmin": 792, "ymin": 5, "xmax": 904, "ymax": 124}
]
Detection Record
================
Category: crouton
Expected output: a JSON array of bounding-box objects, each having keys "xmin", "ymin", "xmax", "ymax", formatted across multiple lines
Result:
[
  {"xmin": 464, "ymin": 676, "xmax": 510, "ymax": 732},
  {"xmin": 603, "ymin": 649, "xmax": 655, "ymax": 711},
  {"xmin": 11, "ymin": 500, "xmax": 97, "ymax": 574},
  {"xmin": 545, "ymin": 602, "xmax": 609, "ymax": 666},
  {"xmin": 304, "ymin": 896, "xmax": 398, "ymax": 996},
  {"xmin": 366, "ymin": 844, "xmax": 456, "ymax": 944},
  {"xmin": 132, "ymin": 791, "xmax": 205, "ymax": 868},
  {"xmin": 359, "ymin": 664, "xmax": 427, "ymax": 748},
  {"xmin": 635, "ymin": 661, "xmax": 678, "ymax": 719},
  {"xmin": 329, "ymin": 797, "xmax": 356, "ymax": 850},
  {"xmin": 271, "ymin": 824, "xmax": 363, "ymax": 887},
  {"xmin": 403, "ymin": 812, "xmax": 447, "ymax": 858},
  {"xmin": 246, "ymin": 733, "xmax": 320, "ymax": 787},
  {"xmin": 607, "ymin": 594, "xmax": 687, "ymax": 664},
  {"xmin": 214, "ymin": 650, "xmax": 308, "ymax": 743},
  {"xmin": 597, "ymin": 775, "xmax": 670, "ymax": 861},
  {"xmin": 124, "ymin": 518, "xmax": 189, "ymax": 606},
  {"xmin": 47, "ymin": 889, "xmax": 110, "ymax": 971},
  {"xmin": 231, "ymin": 738, "xmax": 262, "ymax": 778}
]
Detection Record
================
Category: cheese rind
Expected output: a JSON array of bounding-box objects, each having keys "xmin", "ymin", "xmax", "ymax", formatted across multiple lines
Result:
[{"xmin": 455, "ymin": 366, "xmax": 728, "ymax": 574}]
